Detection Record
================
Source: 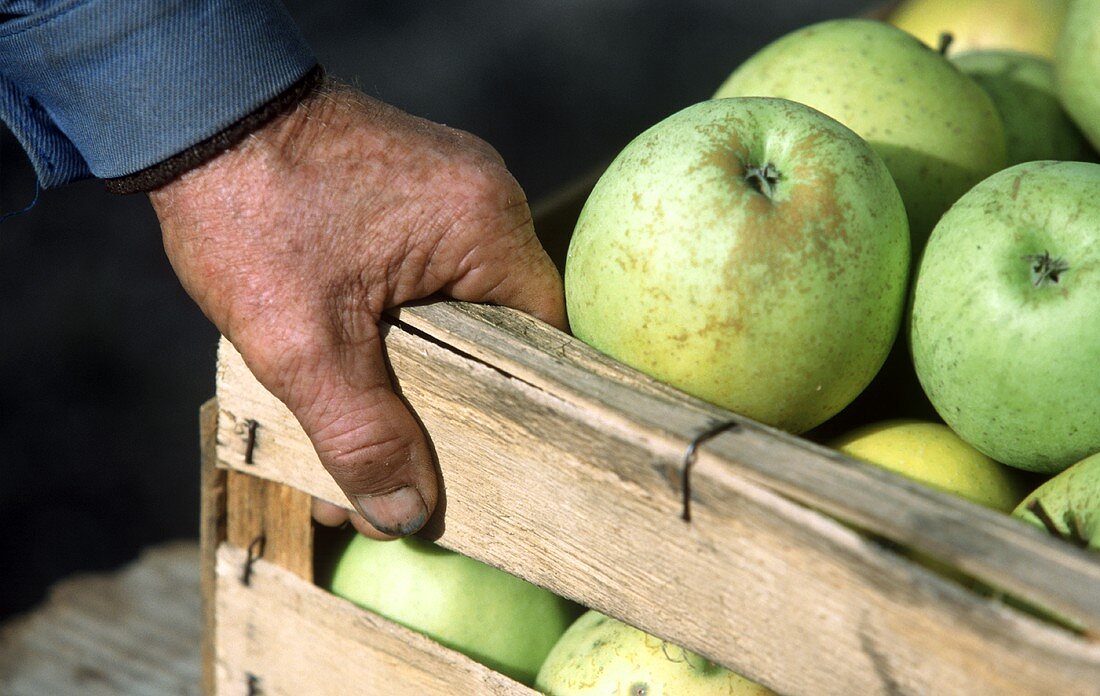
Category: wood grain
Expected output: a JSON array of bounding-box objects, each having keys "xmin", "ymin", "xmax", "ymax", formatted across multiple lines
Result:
[
  {"xmin": 397, "ymin": 301, "xmax": 1100, "ymax": 628},
  {"xmin": 200, "ymin": 399, "xmax": 226, "ymax": 696},
  {"xmin": 225, "ymin": 467, "xmax": 313, "ymax": 583},
  {"xmin": 214, "ymin": 544, "xmax": 537, "ymax": 696},
  {"xmin": 215, "ymin": 312, "xmax": 1100, "ymax": 696}
]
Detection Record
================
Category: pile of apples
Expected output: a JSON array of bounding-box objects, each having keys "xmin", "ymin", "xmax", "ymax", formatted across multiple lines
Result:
[
  {"xmin": 326, "ymin": 2, "xmax": 1100, "ymax": 694},
  {"xmin": 568, "ymin": 0, "xmax": 1100, "ymax": 551}
]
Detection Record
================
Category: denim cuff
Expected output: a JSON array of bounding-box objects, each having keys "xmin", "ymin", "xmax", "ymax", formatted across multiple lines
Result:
[
  {"xmin": 0, "ymin": 0, "xmax": 318, "ymax": 188},
  {"xmin": 103, "ymin": 63, "xmax": 324, "ymax": 194}
]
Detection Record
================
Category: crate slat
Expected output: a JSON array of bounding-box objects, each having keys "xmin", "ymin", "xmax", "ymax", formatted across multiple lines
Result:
[
  {"xmin": 225, "ymin": 471, "xmax": 313, "ymax": 583},
  {"xmin": 214, "ymin": 308, "xmax": 1100, "ymax": 696},
  {"xmin": 214, "ymin": 545, "xmax": 536, "ymax": 696},
  {"xmin": 395, "ymin": 301, "xmax": 1100, "ymax": 628},
  {"xmin": 200, "ymin": 399, "xmax": 226, "ymax": 696}
]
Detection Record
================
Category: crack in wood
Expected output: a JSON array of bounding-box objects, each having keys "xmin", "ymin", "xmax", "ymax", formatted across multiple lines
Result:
[{"xmin": 859, "ymin": 612, "xmax": 907, "ymax": 696}]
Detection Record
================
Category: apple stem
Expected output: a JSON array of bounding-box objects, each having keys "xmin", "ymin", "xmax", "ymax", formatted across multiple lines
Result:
[
  {"xmin": 1027, "ymin": 500, "xmax": 1090, "ymax": 549},
  {"xmin": 744, "ymin": 162, "xmax": 781, "ymax": 199},
  {"xmin": 1027, "ymin": 499, "xmax": 1062, "ymax": 536},
  {"xmin": 1066, "ymin": 512, "xmax": 1091, "ymax": 549},
  {"xmin": 1023, "ymin": 251, "xmax": 1070, "ymax": 288},
  {"xmin": 937, "ymin": 32, "xmax": 954, "ymax": 56}
]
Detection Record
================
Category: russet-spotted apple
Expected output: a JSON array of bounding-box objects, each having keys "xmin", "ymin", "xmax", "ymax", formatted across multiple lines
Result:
[
  {"xmin": 535, "ymin": 610, "xmax": 774, "ymax": 696},
  {"xmin": 565, "ymin": 97, "xmax": 909, "ymax": 433}
]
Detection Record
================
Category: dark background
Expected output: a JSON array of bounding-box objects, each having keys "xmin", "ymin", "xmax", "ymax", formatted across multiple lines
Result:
[{"xmin": 0, "ymin": 0, "xmax": 876, "ymax": 619}]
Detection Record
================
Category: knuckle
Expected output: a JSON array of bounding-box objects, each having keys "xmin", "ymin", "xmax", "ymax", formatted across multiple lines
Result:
[
  {"xmin": 447, "ymin": 161, "xmax": 530, "ymax": 238},
  {"xmin": 442, "ymin": 125, "xmax": 506, "ymax": 166}
]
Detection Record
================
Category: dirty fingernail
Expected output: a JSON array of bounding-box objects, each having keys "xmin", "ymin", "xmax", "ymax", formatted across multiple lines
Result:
[{"xmin": 354, "ymin": 486, "xmax": 428, "ymax": 537}]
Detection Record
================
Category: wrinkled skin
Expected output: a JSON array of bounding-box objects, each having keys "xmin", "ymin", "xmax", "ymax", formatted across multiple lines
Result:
[{"xmin": 151, "ymin": 79, "xmax": 565, "ymax": 539}]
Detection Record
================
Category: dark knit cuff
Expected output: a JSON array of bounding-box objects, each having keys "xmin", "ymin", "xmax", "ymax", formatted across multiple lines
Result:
[{"xmin": 104, "ymin": 64, "xmax": 325, "ymax": 194}]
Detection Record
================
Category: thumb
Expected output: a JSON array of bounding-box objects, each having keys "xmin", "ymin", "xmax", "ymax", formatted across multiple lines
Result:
[{"xmin": 260, "ymin": 324, "xmax": 438, "ymax": 539}]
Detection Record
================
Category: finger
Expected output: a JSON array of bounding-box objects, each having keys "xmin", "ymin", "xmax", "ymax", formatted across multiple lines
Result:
[
  {"xmin": 445, "ymin": 202, "xmax": 567, "ymax": 331},
  {"xmin": 490, "ymin": 236, "xmax": 568, "ymax": 331},
  {"xmin": 312, "ymin": 498, "xmax": 351, "ymax": 527},
  {"xmin": 302, "ymin": 338, "xmax": 438, "ymax": 538},
  {"xmin": 312, "ymin": 498, "xmax": 399, "ymax": 541},
  {"xmin": 251, "ymin": 323, "xmax": 439, "ymax": 539},
  {"xmin": 347, "ymin": 512, "xmax": 399, "ymax": 541}
]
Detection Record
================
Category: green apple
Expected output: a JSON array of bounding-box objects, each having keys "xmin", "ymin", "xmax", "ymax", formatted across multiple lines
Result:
[
  {"xmin": 1006, "ymin": 451, "xmax": 1098, "ymax": 631},
  {"xmin": 889, "ymin": 0, "xmax": 1069, "ymax": 59},
  {"xmin": 830, "ymin": 419, "xmax": 1029, "ymax": 511},
  {"xmin": 911, "ymin": 161, "xmax": 1100, "ymax": 473},
  {"xmin": 714, "ymin": 19, "xmax": 1006, "ymax": 251},
  {"xmin": 534, "ymin": 610, "xmax": 774, "ymax": 696},
  {"xmin": 327, "ymin": 534, "xmax": 582, "ymax": 685},
  {"xmin": 802, "ymin": 335, "xmax": 939, "ymax": 445},
  {"xmin": 1056, "ymin": 0, "xmax": 1100, "ymax": 151},
  {"xmin": 1014, "ymin": 451, "xmax": 1100, "ymax": 550},
  {"xmin": 565, "ymin": 97, "xmax": 909, "ymax": 433},
  {"xmin": 953, "ymin": 50, "xmax": 1094, "ymax": 165}
]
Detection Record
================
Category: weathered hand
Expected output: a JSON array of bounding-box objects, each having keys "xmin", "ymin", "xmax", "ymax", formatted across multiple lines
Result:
[{"xmin": 151, "ymin": 80, "xmax": 566, "ymax": 538}]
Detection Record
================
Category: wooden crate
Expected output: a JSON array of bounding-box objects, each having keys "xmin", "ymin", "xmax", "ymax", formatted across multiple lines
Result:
[
  {"xmin": 200, "ymin": 173, "xmax": 1100, "ymax": 695},
  {"xmin": 201, "ymin": 3, "xmax": 1100, "ymax": 683}
]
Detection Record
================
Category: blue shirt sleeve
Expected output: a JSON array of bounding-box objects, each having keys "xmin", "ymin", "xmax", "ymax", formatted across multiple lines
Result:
[{"xmin": 0, "ymin": 0, "xmax": 318, "ymax": 188}]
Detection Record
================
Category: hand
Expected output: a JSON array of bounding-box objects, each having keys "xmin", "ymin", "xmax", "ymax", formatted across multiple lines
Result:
[{"xmin": 151, "ymin": 80, "xmax": 566, "ymax": 539}]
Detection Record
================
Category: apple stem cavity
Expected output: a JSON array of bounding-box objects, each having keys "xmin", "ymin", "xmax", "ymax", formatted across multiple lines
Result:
[
  {"xmin": 1023, "ymin": 251, "xmax": 1070, "ymax": 288},
  {"xmin": 744, "ymin": 162, "xmax": 781, "ymax": 199},
  {"xmin": 937, "ymin": 32, "xmax": 954, "ymax": 56}
]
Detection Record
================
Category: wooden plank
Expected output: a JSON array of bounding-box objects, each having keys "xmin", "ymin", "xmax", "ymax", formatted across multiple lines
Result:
[
  {"xmin": 214, "ymin": 544, "xmax": 536, "ymax": 696},
  {"xmin": 200, "ymin": 398, "xmax": 227, "ymax": 696},
  {"xmin": 224, "ymin": 471, "xmax": 314, "ymax": 583},
  {"xmin": 215, "ymin": 382, "xmax": 314, "ymax": 583},
  {"xmin": 214, "ymin": 324, "xmax": 1100, "ymax": 696},
  {"xmin": 0, "ymin": 542, "xmax": 201, "ymax": 696},
  {"xmin": 395, "ymin": 301, "xmax": 1100, "ymax": 628}
]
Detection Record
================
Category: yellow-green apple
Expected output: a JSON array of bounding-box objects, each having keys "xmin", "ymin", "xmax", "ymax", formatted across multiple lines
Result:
[
  {"xmin": 953, "ymin": 50, "xmax": 1094, "ymax": 164},
  {"xmin": 534, "ymin": 610, "xmax": 774, "ymax": 695},
  {"xmin": 830, "ymin": 419, "xmax": 1030, "ymax": 511},
  {"xmin": 831, "ymin": 419, "xmax": 1030, "ymax": 587},
  {"xmin": 327, "ymin": 534, "xmax": 582, "ymax": 685},
  {"xmin": 1055, "ymin": 0, "xmax": 1100, "ymax": 151},
  {"xmin": 565, "ymin": 97, "xmax": 909, "ymax": 433},
  {"xmin": 911, "ymin": 161, "xmax": 1100, "ymax": 473},
  {"xmin": 1014, "ymin": 451, "xmax": 1100, "ymax": 550},
  {"xmin": 889, "ymin": 0, "xmax": 1069, "ymax": 59},
  {"xmin": 714, "ymin": 19, "xmax": 1006, "ymax": 251}
]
